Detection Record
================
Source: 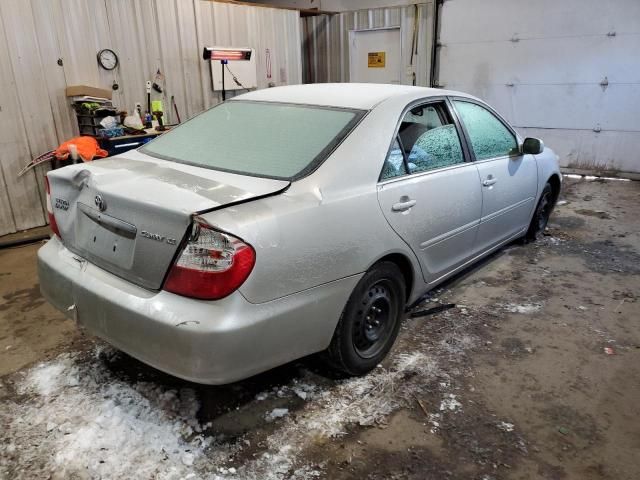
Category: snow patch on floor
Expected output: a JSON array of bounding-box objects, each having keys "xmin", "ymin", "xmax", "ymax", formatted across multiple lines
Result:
[
  {"xmin": 235, "ymin": 351, "xmax": 439, "ymax": 478},
  {"xmin": 439, "ymin": 394, "xmax": 462, "ymax": 412},
  {"xmin": 500, "ymin": 302, "xmax": 543, "ymax": 314},
  {"xmin": 1, "ymin": 352, "xmax": 222, "ymax": 479},
  {"xmin": 2, "ymin": 349, "xmax": 439, "ymax": 479}
]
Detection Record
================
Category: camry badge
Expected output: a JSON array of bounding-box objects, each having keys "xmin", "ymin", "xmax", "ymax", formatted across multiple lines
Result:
[{"xmin": 141, "ymin": 230, "xmax": 177, "ymax": 245}]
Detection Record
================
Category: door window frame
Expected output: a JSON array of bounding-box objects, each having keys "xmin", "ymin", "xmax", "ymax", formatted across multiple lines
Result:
[
  {"xmin": 378, "ymin": 97, "xmax": 474, "ymax": 184},
  {"xmin": 448, "ymin": 96, "xmax": 522, "ymax": 164}
]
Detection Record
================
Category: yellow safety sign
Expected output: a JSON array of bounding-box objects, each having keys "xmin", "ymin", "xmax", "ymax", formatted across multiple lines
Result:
[{"xmin": 368, "ymin": 52, "xmax": 386, "ymax": 68}]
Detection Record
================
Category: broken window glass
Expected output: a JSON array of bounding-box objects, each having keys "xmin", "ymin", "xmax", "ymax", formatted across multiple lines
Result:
[
  {"xmin": 381, "ymin": 137, "xmax": 407, "ymax": 179},
  {"xmin": 453, "ymin": 101, "xmax": 518, "ymax": 160},
  {"xmin": 408, "ymin": 124, "xmax": 464, "ymax": 173},
  {"xmin": 387, "ymin": 102, "xmax": 465, "ymax": 175}
]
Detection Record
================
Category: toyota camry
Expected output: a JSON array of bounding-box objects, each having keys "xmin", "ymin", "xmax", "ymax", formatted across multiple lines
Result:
[{"xmin": 38, "ymin": 84, "xmax": 561, "ymax": 384}]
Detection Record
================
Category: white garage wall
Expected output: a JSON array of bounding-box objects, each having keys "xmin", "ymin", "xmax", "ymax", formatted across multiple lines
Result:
[
  {"xmin": 437, "ymin": 0, "xmax": 640, "ymax": 175},
  {"xmin": 0, "ymin": 0, "xmax": 301, "ymax": 236}
]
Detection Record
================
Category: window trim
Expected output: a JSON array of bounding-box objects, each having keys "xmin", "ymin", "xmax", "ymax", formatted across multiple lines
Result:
[
  {"xmin": 448, "ymin": 96, "xmax": 522, "ymax": 164},
  {"xmin": 378, "ymin": 97, "xmax": 473, "ymax": 183},
  {"xmin": 140, "ymin": 99, "xmax": 369, "ymax": 182}
]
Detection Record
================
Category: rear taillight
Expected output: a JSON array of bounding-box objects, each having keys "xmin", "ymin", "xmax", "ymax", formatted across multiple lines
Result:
[
  {"xmin": 45, "ymin": 176, "xmax": 61, "ymax": 238},
  {"xmin": 164, "ymin": 222, "xmax": 255, "ymax": 300}
]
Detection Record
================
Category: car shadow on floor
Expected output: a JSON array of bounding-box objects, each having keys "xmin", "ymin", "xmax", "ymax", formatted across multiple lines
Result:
[{"xmin": 96, "ymin": 344, "xmax": 341, "ymax": 439}]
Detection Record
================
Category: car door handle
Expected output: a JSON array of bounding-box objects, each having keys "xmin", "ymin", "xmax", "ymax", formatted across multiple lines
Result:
[
  {"xmin": 392, "ymin": 199, "xmax": 417, "ymax": 212},
  {"xmin": 483, "ymin": 178, "xmax": 497, "ymax": 187}
]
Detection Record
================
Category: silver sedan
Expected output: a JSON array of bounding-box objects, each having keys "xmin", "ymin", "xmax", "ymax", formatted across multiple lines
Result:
[{"xmin": 38, "ymin": 84, "xmax": 561, "ymax": 384}]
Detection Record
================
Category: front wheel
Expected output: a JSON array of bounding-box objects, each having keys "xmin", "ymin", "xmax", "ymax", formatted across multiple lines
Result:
[
  {"xmin": 524, "ymin": 182, "xmax": 555, "ymax": 242},
  {"xmin": 324, "ymin": 261, "xmax": 406, "ymax": 376}
]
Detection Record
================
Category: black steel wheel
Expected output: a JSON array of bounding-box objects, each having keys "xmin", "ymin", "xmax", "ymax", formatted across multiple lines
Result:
[
  {"xmin": 525, "ymin": 182, "xmax": 555, "ymax": 241},
  {"xmin": 352, "ymin": 280, "xmax": 395, "ymax": 358},
  {"xmin": 324, "ymin": 261, "xmax": 405, "ymax": 376}
]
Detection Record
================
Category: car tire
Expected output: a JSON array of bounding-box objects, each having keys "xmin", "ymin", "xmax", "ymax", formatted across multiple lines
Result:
[
  {"xmin": 324, "ymin": 261, "xmax": 406, "ymax": 376},
  {"xmin": 524, "ymin": 182, "xmax": 555, "ymax": 242}
]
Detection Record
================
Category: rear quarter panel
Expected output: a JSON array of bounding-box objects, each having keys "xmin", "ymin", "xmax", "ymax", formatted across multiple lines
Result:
[
  {"xmin": 202, "ymin": 184, "xmax": 421, "ymax": 304},
  {"xmin": 200, "ymin": 99, "xmax": 427, "ymax": 305}
]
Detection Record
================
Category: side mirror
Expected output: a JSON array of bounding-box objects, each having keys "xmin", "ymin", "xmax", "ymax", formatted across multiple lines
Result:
[{"xmin": 521, "ymin": 137, "xmax": 544, "ymax": 155}]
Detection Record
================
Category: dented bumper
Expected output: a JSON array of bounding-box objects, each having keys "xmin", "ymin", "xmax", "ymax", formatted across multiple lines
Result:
[{"xmin": 37, "ymin": 236, "xmax": 360, "ymax": 384}]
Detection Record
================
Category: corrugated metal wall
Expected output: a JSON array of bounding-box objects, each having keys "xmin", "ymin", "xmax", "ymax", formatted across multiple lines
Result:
[
  {"xmin": 0, "ymin": 0, "xmax": 301, "ymax": 236},
  {"xmin": 437, "ymin": 0, "xmax": 640, "ymax": 175},
  {"xmin": 301, "ymin": 2, "xmax": 434, "ymax": 85}
]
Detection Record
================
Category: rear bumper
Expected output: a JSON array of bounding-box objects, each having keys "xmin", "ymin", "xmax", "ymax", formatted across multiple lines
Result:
[{"xmin": 37, "ymin": 236, "xmax": 360, "ymax": 384}]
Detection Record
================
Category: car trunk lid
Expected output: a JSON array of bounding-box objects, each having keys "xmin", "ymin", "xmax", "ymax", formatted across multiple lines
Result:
[{"xmin": 47, "ymin": 150, "xmax": 289, "ymax": 290}]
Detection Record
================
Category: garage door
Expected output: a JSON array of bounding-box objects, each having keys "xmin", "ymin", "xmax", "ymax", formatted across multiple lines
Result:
[{"xmin": 437, "ymin": 0, "xmax": 640, "ymax": 175}]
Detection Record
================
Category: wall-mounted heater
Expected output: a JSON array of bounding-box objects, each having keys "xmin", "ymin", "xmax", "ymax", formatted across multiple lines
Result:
[{"xmin": 203, "ymin": 47, "xmax": 257, "ymax": 100}]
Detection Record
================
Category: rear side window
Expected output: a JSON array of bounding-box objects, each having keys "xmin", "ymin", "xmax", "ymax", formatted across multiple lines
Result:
[
  {"xmin": 381, "ymin": 138, "xmax": 407, "ymax": 179},
  {"xmin": 381, "ymin": 102, "xmax": 465, "ymax": 179},
  {"xmin": 141, "ymin": 101, "xmax": 364, "ymax": 180},
  {"xmin": 453, "ymin": 101, "xmax": 518, "ymax": 160}
]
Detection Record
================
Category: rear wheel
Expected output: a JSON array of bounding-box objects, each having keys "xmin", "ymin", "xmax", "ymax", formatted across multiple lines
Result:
[
  {"xmin": 324, "ymin": 261, "xmax": 406, "ymax": 376},
  {"xmin": 525, "ymin": 182, "xmax": 555, "ymax": 242}
]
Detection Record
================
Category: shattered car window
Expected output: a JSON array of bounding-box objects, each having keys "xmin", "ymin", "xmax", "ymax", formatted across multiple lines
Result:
[
  {"xmin": 408, "ymin": 124, "xmax": 464, "ymax": 173},
  {"xmin": 382, "ymin": 102, "xmax": 465, "ymax": 178},
  {"xmin": 453, "ymin": 101, "xmax": 518, "ymax": 160},
  {"xmin": 381, "ymin": 138, "xmax": 407, "ymax": 179}
]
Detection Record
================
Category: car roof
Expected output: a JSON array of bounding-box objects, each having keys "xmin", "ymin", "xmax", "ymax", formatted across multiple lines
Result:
[{"xmin": 233, "ymin": 83, "xmax": 474, "ymax": 110}]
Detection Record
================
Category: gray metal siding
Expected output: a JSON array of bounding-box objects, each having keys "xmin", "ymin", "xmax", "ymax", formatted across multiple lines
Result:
[
  {"xmin": 302, "ymin": 2, "xmax": 434, "ymax": 86},
  {"xmin": 0, "ymin": 0, "xmax": 301, "ymax": 236},
  {"xmin": 437, "ymin": 0, "xmax": 640, "ymax": 174}
]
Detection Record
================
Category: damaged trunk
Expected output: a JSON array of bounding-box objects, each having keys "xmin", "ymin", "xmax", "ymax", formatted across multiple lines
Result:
[{"xmin": 46, "ymin": 150, "xmax": 289, "ymax": 290}]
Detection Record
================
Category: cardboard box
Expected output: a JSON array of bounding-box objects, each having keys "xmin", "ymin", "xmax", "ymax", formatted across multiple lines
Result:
[{"xmin": 65, "ymin": 85, "xmax": 112, "ymax": 100}]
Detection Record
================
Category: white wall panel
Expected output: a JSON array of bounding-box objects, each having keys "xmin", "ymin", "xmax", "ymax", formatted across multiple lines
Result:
[
  {"xmin": 439, "ymin": 0, "xmax": 640, "ymax": 44},
  {"xmin": 517, "ymin": 127, "xmax": 640, "ymax": 174},
  {"xmin": 0, "ymin": 1, "xmax": 48, "ymax": 233},
  {"xmin": 0, "ymin": 0, "xmax": 302, "ymax": 235},
  {"xmin": 438, "ymin": 0, "xmax": 640, "ymax": 174}
]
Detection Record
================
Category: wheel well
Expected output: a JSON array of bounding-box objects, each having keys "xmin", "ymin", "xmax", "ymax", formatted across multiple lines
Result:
[
  {"xmin": 375, "ymin": 253, "xmax": 414, "ymax": 302},
  {"xmin": 547, "ymin": 174, "xmax": 561, "ymax": 203}
]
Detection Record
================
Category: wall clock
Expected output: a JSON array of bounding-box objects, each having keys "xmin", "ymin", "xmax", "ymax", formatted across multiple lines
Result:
[{"xmin": 97, "ymin": 49, "xmax": 119, "ymax": 70}]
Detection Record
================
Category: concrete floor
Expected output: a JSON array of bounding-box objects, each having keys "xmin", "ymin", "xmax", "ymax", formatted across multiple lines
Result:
[{"xmin": 1, "ymin": 177, "xmax": 639, "ymax": 479}]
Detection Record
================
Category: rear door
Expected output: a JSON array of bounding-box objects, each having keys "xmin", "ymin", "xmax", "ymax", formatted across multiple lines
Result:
[
  {"xmin": 451, "ymin": 99, "xmax": 538, "ymax": 251},
  {"xmin": 377, "ymin": 99, "xmax": 483, "ymax": 284}
]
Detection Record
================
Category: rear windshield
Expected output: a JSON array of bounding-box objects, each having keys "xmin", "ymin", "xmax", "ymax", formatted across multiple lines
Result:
[{"xmin": 141, "ymin": 101, "xmax": 365, "ymax": 180}]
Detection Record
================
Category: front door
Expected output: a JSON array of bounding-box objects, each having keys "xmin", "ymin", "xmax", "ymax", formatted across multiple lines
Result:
[
  {"xmin": 377, "ymin": 100, "xmax": 482, "ymax": 284},
  {"xmin": 451, "ymin": 100, "xmax": 538, "ymax": 252}
]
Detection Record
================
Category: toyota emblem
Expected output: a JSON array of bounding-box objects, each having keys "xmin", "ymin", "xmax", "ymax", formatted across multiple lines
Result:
[{"xmin": 94, "ymin": 195, "xmax": 107, "ymax": 212}]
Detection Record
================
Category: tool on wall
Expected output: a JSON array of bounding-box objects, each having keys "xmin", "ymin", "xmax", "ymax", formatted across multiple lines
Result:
[
  {"xmin": 145, "ymin": 80, "xmax": 152, "ymax": 128},
  {"xmin": 152, "ymin": 69, "xmax": 165, "ymax": 93},
  {"xmin": 171, "ymin": 95, "xmax": 181, "ymax": 124},
  {"xmin": 266, "ymin": 48, "xmax": 272, "ymax": 79}
]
